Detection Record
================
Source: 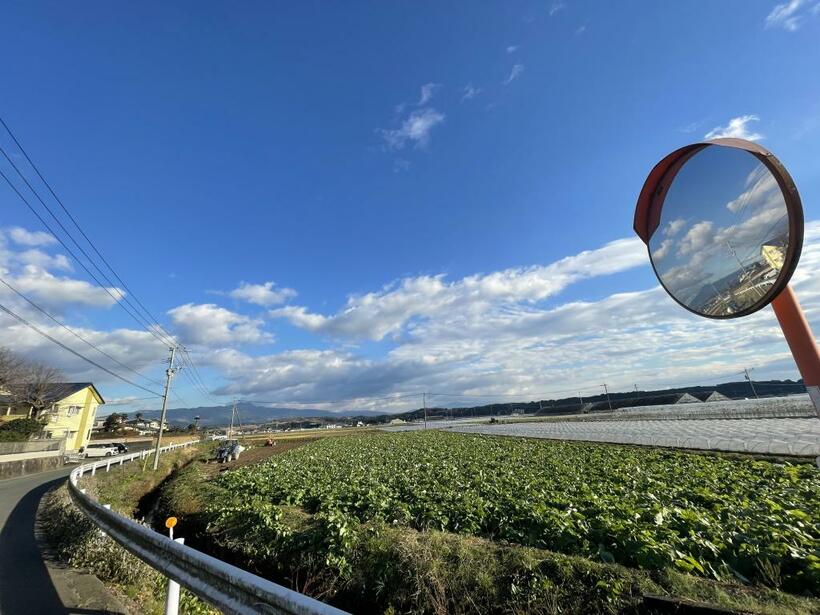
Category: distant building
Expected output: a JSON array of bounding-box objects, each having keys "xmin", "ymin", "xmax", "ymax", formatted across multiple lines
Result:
[
  {"xmin": 126, "ymin": 418, "xmax": 167, "ymax": 432},
  {"xmin": 0, "ymin": 382, "xmax": 105, "ymax": 452},
  {"xmin": 692, "ymin": 391, "xmax": 731, "ymax": 403},
  {"xmin": 761, "ymin": 244, "xmax": 785, "ymax": 271}
]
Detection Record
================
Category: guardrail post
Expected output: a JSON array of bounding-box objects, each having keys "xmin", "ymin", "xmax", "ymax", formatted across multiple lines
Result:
[
  {"xmin": 91, "ymin": 464, "xmax": 96, "ymax": 476},
  {"xmin": 165, "ymin": 537, "xmax": 185, "ymax": 615},
  {"xmin": 106, "ymin": 460, "xmax": 111, "ymax": 472}
]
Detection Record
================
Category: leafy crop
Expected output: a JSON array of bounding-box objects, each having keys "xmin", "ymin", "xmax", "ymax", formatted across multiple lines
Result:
[{"xmin": 214, "ymin": 431, "xmax": 819, "ymax": 594}]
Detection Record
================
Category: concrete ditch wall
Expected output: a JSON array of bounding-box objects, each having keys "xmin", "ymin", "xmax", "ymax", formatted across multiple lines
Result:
[{"xmin": 0, "ymin": 453, "xmax": 64, "ymax": 480}]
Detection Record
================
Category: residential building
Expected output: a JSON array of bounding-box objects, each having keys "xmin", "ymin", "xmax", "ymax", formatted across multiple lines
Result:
[
  {"xmin": 126, "ymin": 418, "xmax": 166, "ymax": 431},
  {"xmin": 1, "ymin": 382, "xmax": 105, "ymax": 452}
]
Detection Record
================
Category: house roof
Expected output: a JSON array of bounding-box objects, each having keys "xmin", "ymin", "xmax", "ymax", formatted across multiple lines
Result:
[{"xmin": 0, "ymin": 382, "xmax": 105, "ymax": 405}]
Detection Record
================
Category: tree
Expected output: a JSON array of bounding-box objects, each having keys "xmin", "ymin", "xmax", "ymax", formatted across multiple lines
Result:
[
  {"xmin": 103, "ymin": 413, "xmax": 125, "ymax": 431},
  {"xmin": 0, "ymin": 417, "xmax": 45, "ymax": 442},
  {"xmin": 0, "ymin": 347, "xmax": 62, "ymax": 419},
  {"xmin": 0, "ymin": 348, "xmax": 25, "ymax": 393},
  {"xmin": 19, "ymin": 361, "xmax": 63, "ymax": 417},
  {"xmin": 135, "ymin": 412, "xmax": 143, "ymax": 422}
]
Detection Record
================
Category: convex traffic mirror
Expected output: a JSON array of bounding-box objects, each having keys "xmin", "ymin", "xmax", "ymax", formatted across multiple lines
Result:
[
  {"xmin": 634, "ymin": 138, "xmax": 819, "ymax": 414},
  {"xmin": 636, "ymin": 139, "xmax": 803, "ymax": 318}
]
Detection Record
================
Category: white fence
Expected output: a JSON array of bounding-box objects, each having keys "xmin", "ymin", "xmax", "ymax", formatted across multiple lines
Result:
[{"xmin": 68, "ymin": 440, "xmax": 350, "ymax": 615}]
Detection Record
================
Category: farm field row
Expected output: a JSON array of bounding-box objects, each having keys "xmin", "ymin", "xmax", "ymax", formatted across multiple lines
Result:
[{"xmin": 214, "ymin": 431, "xmax": 819, "ymax": 598}]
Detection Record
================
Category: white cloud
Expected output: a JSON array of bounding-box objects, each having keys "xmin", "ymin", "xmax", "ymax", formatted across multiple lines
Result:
[
  {"xmin": 0, "ymin": 318, "xmax": 168, "ymax": 388},
  {"xmin": 417, "ymin": 83, "xmax": 441, "ymax": 106},
  {"xmin": 506, "ymin": 45, "xmax": 519, "ymax": 54},
  {"xmin": 228, "ymin": 281, "xmax": 296, "ymax": 306},
  {"xmin": 217, "ymin": 224, "xmax": 820, "ymax": 406},
  {"xmin": 662, "ymin": 218, "xmax": 686, "ymax": 237},
  {"xmin": 3, "ymin": 221, "xmax": 818, "ymax": 412},
  {"xmin": 7, "ymin": 265, "xmax": 121, "ymax": 308},
  {"xmin": 726, "ymin": 166, "xmax": 779, "ymax": 214},
  {"xmin": 503, "ymin": 64, "xmax": 525, "ymax": 85},
  {"xmin": 168, "ymin": 303, "xmax": 270, "ymax": 346},
  {"xmin": 461, "ymin": 84, "xmax": 483, "ymax": 102},
  {"xmin": 381, "ymin": 108, "xmax": 446, "ymax": 150},
  {"xmin": 677, "ymin": 221, "xmax": 715, "ymax": 256},
  {"xmin": 652, "ymin": 238, "xmax": 673, "ymax": 262},
  {"xmin": 765, "ymin": 0, "xmax": 816, "ymax": 30},
  {"xmin": 549, "ymin": 1, "xmax": 565, "ymax": 16},
  {"xmin": 704, "ymin": 115, "xmax": 763, "ymax": 141},
  {"xmin": 6, "ymin": 227, "xmax": 57, "ymax": 247},
  {"xmin": 270, "ymin": 237, "xmax": 646, "ymax": 341}
]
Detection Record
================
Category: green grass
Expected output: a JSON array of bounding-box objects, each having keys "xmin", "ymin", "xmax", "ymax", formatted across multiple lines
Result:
[
  {"xmin": 79, "ymin": 443, "xmax": 210, "ymax": 516},
  {"xmin": 43, "ymin": 445, "xmax": 217, "ymax": 615}
]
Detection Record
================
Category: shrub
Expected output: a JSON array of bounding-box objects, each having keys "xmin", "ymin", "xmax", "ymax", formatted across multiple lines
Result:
[{"xmin": 0, "ymin": 417, "xmax": 44, "ymax": 441}]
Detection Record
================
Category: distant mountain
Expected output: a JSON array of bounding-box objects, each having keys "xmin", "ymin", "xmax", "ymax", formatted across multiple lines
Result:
[{"xmin": 132, "ymin": 402, "xmax": 390, "ymax": 426}]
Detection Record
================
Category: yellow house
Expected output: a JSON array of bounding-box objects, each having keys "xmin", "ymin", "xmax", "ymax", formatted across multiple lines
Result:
[{"xmin": 1, "ymin": 382, "xmax": 105, "ymax": 452}]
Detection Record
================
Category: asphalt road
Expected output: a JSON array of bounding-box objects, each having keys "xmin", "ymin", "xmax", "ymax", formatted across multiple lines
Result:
[
  {"xmin": 0, "ymin": 467, "xmax": 72, "ymax": 614},
  {"xmin": 0, "ymin": 457, "xmax": 135, "ymax": 614}
]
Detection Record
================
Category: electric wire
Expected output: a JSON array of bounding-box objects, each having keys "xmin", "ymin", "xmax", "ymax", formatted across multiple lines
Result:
[
  {"xmin": 0, "ymin": 300, "xmax": 163, "ymax": 396},
  {"xmin": 0, "ymin": 118, "xmax": 217, "ymax": 400},
  {"xmin": 0, "ymin": 116, "xmax": 180, "ymax": 347},
  {"xmin": 0, "ymin": 276, "xmax": 166, "ymax": 388},
  {"xmin": 0, "ymin": 144, "xmax": 176, "ymax": 348},
  {"xmin": 0, "ymin": 166, "xmax": 171, "ymax": 347}
]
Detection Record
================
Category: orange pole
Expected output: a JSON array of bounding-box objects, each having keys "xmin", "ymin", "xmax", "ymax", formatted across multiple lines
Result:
[{"xmin": 770, "ymin": 285, "xmax": 820, "ymax": 415}]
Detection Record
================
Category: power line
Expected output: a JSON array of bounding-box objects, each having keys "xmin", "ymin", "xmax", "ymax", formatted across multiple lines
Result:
[
  {"xmin": 0, "ymin": 166, "xmax": 171, "ymax": 347},
  {"xmin": 0, "ymin": 300, "xmax": 163, "ymax": 396},
  {"xmin": 0, "ymin": 146, "xmax": 175, "ymax": 348},
  {"xmin": 0, "ymin": 116, "xmax": 180, "ymax": 347},
  {"xmin": 0, "ymin": 276, "xmax": 166, "ymax": 388},
  {"xmin": 0, "ymin": 117, "xmax": 215, "ymax": 396},
  {"xmin": 185, "ymin": 351, "xmax": 212, "ymax": 394},
  {"xmin": 178, "ymin": 348, "xmax": 214, "ymax": 399}
]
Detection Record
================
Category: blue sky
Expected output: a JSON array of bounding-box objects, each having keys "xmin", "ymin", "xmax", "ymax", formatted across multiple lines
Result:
[{"xmin": 1, "ymin": 1, "xmax": 819, "ymax": 414}]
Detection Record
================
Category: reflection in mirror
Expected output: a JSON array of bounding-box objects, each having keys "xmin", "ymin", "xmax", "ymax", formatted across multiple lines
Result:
[{"xmin": 649, "ymin": 146, "xmax": 789, "ymax": 317}]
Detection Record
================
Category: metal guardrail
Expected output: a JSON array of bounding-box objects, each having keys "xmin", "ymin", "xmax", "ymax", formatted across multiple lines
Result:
[{"xmin": 68, "ymin": 440, "xmax": 350, "ymax": 615}]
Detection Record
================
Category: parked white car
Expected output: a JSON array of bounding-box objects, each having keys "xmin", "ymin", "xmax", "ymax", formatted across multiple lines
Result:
[{"xmin": 82, "ymin": 443, "xmax": 120, "ymax": 458}]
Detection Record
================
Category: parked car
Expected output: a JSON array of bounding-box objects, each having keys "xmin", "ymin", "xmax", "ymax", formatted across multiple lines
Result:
[
  {"xmin": 82, "ymin": 443, "xmax": 119, "ymax": 458},
  {"xmin": 113, "ymin": 442, "xmax": 128, "ymax": 454}
]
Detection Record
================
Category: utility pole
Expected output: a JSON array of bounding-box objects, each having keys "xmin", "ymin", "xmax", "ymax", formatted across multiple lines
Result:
[
  {"xmin": 743, "ymin": 368, "xmax": 759, "ymax": 399},
  {"xmin": 602, "ymin": 383, "xmax": 612, "ymax": 411},
  {"xmin": 152, "ymin": 346, "xmax": 180, "ymax": 471},
  {"xmin": 422, "ymin": 392, "xmax": 427, "ymax": 429},
  {"xmin": 228, "ymin": 398, "xmax": 237, "ymax": 438}
]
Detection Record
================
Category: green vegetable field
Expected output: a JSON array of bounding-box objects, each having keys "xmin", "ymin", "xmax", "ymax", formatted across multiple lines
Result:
[{"xmin": 215, "ymin": 431, "xmax": 820, "ymax": 595}]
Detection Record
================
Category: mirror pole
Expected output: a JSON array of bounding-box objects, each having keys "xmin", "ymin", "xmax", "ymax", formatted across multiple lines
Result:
[{"xmin": 771, "ymin": 285, "xmax": 820, "ymax": 417}]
